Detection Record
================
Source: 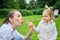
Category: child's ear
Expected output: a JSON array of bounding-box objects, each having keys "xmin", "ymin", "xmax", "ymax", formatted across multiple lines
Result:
[{"xmin": 50, "ymin": 16, "xmax": 53, "ymax": 20}]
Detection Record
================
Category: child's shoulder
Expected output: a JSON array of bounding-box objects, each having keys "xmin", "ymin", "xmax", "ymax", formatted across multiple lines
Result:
[
  {"xmin": 40, "ymin": 19, "xmax": 44, "ymax": 23},
  {"xmin": 50, "ymin": 20, "xmax": 55, "ymax": 24},
  {"xmin": 50, "ymin": 20, "xmax": 56, "ymax": 26},
  {"xmin": 38, "ymin": 20, "xmax": 45, "ymax": 25}
]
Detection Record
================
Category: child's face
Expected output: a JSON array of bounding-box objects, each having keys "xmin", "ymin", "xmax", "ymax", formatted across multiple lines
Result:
[{"xmin": 42, "ymin": 11, "xmax": 51, "ymax": 23}]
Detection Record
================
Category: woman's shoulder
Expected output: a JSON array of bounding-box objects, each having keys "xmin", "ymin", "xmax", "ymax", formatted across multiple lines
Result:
[
  {"xmin": 0, "ymin": 23, "xmax": 11, "ymax": 29},
  {"xmin": 0, "ymin": 23, "xmax": 13, "ymax": 33}
]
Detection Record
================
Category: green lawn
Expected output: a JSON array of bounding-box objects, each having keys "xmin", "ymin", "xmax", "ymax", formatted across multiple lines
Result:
[{"xmin": 0, "ymin": 15, "xmax": 60, "ymax": 40}]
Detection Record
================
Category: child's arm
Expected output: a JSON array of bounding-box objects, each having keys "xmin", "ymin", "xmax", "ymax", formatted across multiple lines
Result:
[
  {"xmin": 50, "ymin": 23, "xmax": 57, "ymax": 40},
  {"xmin": 28, "ymin": 21, "xmax": 42, "ymax": 33},
  {"xmin": 33, "ymin": 27, "xmax": 40, "ymax": 33},
  {"xmin": 33, "ymin": 21, "xmax": 41, "ymax": 33}
]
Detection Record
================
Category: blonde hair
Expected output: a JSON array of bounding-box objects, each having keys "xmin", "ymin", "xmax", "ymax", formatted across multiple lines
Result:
[{"xmin": 43, "ymin": 5, "xmax": 54, "ymax": 20}]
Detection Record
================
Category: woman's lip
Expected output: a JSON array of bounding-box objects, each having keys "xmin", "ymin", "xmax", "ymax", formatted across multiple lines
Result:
[
  {"xmin": 20, "ymin": 22, "xmax": 22, "ymax": 24},
  {"xmin": 21, "ymin": 22, "xmax": 23, "ymax": 24}
]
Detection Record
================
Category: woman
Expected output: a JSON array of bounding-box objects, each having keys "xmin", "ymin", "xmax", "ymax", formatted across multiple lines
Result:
[{"xmin": 0, "ymin": 9, "xmax": 33, "ymax": 40}]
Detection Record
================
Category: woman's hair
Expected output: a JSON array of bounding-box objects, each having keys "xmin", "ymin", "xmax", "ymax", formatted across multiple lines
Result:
[
  {"xmin": 43, "ymin": 5, "xmax": 54, "ymax": 20},
  {"xmin": 3, "ymin": 9, "xmax": 19, "ymax": 24}
]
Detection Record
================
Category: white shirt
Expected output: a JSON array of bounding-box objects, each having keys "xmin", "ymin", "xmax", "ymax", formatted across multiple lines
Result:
[
  {"xmin": 54, "ymin": 9, "xmax": 59, "ymax": 15},
  {"xmin": 34, "ymin": 20, "xmax": 57, "ymax": 40},
  {"xmin": 0, "ymin": 23, "xmax": 24, "ymax": 40}
]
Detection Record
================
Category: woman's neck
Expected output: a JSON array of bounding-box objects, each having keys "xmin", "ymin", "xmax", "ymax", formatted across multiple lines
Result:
[{"xmin": 11, "ymin": 23, "xmax": 17, "ymax": 30}]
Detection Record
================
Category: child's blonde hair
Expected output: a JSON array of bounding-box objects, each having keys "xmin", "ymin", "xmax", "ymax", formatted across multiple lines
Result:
[{"xmin": 43, "ymin": 5, "xmax": 54, "ymax": 20}]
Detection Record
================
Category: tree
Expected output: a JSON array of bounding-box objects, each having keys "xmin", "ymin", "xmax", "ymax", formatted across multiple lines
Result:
[
  {"xmin": 1, "ymin": 0, "xmax": 19, "ymax": 9},
  {"xmin": 19, "ymin": 0, "xmax": 27, "ymax": 9},
  {"xmin": 0, "ymin": 0, "xmax": 3, "ymax": 8},
  {"xmin": 29, "ymin": 0, "xmax": 36, "ymax": 9},
  {"xmin": 35, "ymin": 0, "xmax": 56, "ymax": 8}
]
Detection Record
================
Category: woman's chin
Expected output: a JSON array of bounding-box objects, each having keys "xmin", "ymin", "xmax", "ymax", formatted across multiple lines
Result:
[
  {"xmin": 19, "ymin": 24, "xmax": 22, "ymax": 26},
  {"xmin": 18, "ymin": 23, "xmax": 23, "ymax": 26}
]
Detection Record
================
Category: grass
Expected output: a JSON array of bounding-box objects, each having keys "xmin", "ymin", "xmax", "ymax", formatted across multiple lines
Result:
[{"xmin": 0, "ymin": 15, "xmax": 60, "ymax": 40}]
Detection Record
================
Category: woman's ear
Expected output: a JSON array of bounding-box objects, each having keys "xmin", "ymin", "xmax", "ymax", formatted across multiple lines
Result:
[{"xmin": 9, "ymin": 17, "xmax": 13, "ymax": 23}]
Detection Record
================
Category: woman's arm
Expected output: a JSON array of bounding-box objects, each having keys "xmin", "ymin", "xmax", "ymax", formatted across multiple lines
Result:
[
  {"xmin": 24, "ymin": 22, "xmax": 34, "ymax": 40},
  {"xmin": 15, "ymin": 29, "xmax": 33, "ymax": 40},
  {"xmin": 15, "ymin": 22, "xmax": 33, "ymax": 40},
  {"xmin": 24, "ymin": 29, "xmax": 33, "ymax": 40}
]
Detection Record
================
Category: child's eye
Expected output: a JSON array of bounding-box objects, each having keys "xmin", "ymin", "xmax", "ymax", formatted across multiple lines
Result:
[{"xmin": 45, "ymin": 16, "xmax": 48, "ymax": 17}]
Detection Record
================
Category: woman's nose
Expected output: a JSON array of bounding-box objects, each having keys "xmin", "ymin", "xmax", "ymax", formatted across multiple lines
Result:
[
  {"xmin": 21, "ymin": 19, "xmax": 23, "ymax": 22},
  {"xmin": 21, "ymin": 18, "xmax": 23, "ymax": 22}
]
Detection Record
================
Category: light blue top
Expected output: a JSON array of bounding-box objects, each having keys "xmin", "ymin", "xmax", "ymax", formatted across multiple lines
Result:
[{"xmin": 0, "ymin": 23, "xmax": 24, "ymax": 40}]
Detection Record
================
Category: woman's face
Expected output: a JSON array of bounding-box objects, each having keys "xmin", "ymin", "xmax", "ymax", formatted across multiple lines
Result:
[{"xmin": 11, "ymin": 11, "xmax": 23, "ymax": 26}]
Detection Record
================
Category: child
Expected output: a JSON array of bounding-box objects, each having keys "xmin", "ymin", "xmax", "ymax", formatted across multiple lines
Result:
[{"xmin": 29, "ymin": 5, "xmax": 57, "ymax": 40}]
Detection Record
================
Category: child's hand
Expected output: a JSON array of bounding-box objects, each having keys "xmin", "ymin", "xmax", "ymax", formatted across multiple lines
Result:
[{"xmin": 28, "ymin": 22, "xmax": 35, "ymax": 30}]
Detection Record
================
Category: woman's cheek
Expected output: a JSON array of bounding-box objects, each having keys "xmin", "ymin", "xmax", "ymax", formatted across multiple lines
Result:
[
  {"xmin": 17, "ymin": 19, "xmax": 21, "ymax": 25},
  {"xmin": 14, "ymin": 19, "xmax": 19, "ymax": 24}
]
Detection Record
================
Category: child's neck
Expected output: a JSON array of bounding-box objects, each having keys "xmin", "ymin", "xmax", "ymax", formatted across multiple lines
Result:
[
  {"xmin": 45, "ymin": 20, "xmax": 51, "ymax": 23},
  {"xmin": 45, "ymin": 19, "xmax": 53, "ymax": 24}
]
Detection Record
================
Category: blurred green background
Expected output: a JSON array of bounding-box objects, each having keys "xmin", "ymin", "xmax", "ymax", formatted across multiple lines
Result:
[{"xmin": 0, "ymin": 0, "xmax": 60, "ymax": 40}]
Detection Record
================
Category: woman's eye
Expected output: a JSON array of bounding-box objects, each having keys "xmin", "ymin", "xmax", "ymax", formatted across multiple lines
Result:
[{"xmin": 18, "ymin": 15, "xmax": 20, "ymax": 17}]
